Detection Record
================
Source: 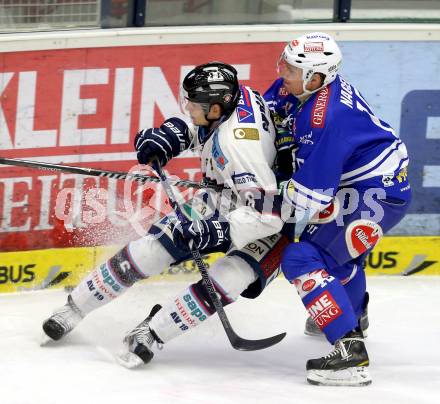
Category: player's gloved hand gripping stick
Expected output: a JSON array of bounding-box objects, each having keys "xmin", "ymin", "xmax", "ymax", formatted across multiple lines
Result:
[{"xmin": 151, "ymin": 160, "xmax": 286, "ymax": 351}]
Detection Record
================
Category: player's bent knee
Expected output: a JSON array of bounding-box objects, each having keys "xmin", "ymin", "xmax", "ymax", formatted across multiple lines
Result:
[
  {"xmin": 281, "ymin": 241, "xmax": 326, "ymax": 281},
  {"xmin": 208, "ymin": 256, "xmax": 258, "ymax": 302},
  {"xmin": 124, "ymin": 236, "xmax": 175, "ymax": 278}
]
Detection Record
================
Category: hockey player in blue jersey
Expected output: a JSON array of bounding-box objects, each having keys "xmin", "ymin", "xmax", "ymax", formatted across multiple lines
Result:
[{"xmin": 264, "ymin": 32, "xmax": 411, "ymax": 386}]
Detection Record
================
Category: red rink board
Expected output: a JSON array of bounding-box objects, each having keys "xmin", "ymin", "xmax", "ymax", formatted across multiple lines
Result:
[{"xmin": 0, "ymin": 42, "xmax": 285, "ymax": 251}]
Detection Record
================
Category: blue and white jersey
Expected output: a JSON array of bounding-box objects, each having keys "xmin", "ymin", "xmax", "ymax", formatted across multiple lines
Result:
[
  {"xmin": 268, "ymin": 75, "xmax": 411, "ymax": 213},
  {"xmin": 187, "ymin": 85, "xmax": 283, "ymax": 249},
  {"xmin": 263, "ymin": 78, "xmax": 299, "ymax": 151}
]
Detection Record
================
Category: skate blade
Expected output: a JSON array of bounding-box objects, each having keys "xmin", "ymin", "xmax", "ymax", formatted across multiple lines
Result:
[
  {"xmin": 307, "ymin": 367, "xmax": 372, "ymax": 387},
  {"xmin": 116, "ymin": 351, "xmax": 145, "ymax": 369},
  {"xmin": 304, "ymin": 328, "xmax": 324, "ymax": 337},
  {"xmin": 40, "ymin": 332, "xmax": 56, "ymax": 346}
]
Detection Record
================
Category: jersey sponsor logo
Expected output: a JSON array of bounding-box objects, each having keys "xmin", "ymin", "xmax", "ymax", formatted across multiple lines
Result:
[
  {"xmin": 396, "ymin": 167, "xmax": 408, "ymax": 183},
  {"xmin": 304, "ymin": 42, "xmax": 324, "ymax": 53},
  {"xmin": 233, "ymin": 127, "xmax": 260, "ymax": 140},
  {"xmin": 275, "ymin": 134, "xmax": 294, "ymax": 149},
  {"xmin": 278, "ymin": 86, "xmax": 289, "ymax": 96},
  {"xmin": 382, "ymin": 174, "xmax": 395, "ymax": 187},
  {"xmin": 211, "ymin": 133, "xmax": 228, "ymax": 170},
  {"xmin": 100, "ymin": 263, "xmax": 122, "ymax": 292},
  {"xmin": 183, "ymin": 293, "xmax": 207, "ymax": 322},
  {"xmin": 170, "ymin": 311, "xmax": 189, "ymax": 331},
  {"xmin": 260, "ymin": 235, "xmax": 288, "ymax": 279},
  {"xmin": 306, "ymin": 291, "xmax": 342, "ymax": 330},
  {"xmin": 175, "ymin": 297, "xmax": 197, "ymax": 327},
  {"xmin": 293, "ymin": 269, "xmax": 335, "ymax": 298},
  {"xmin": 243, "ymin": 240, "xmax": 270, "ymax": 259},
  {"xmin": 310, "ymin": 198, "xmax": 340, "ymax": 224},
  {"xmin": 302, "ymin": 279, "xmax": 316, "ymax": 292},
  {"xmin": 299, "ymin": 132, "xmax": 314, "ymax": 145},
  {"xmin": 346, "ymin": 220, "xmax": 383, "ymax": 258},
  {"xmin": 87, "ymin": 279, "xmax": 95, "ymax": 291},
  {"xmin": 91, "ymin": 270, "xmax": 118, "ymax": 300},
  {"xmin": 231, "ymin": 172, "xmax": 257, "ymax": 188},
  {"xmin": 311, "ymin": 86, "xmax": 330, "ymax": 128}
]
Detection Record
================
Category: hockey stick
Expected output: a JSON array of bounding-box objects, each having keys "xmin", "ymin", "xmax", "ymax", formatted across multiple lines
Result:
[
  {"xmin": 0, "ymin": 157, "xmax": 224, "ymax": 191},
  {"xmin": 151, "ymin": 160, "xmax": 286, "ymax": 351}
]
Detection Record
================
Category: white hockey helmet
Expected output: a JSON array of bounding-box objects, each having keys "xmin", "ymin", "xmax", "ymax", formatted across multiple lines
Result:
[{"xmin": 280, "ymin": 32, "xmax": 342, "ymax": 93}]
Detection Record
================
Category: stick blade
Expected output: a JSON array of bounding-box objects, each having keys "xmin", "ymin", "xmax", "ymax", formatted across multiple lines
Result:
[{"xmin": 230, "ymin": 331, "xmax": 286, "ymax": 351}]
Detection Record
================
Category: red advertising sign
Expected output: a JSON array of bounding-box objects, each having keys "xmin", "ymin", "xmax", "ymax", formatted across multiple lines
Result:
[{"xmin": 0, "ymin": 42, "xmax": 284, "ymax": 251}]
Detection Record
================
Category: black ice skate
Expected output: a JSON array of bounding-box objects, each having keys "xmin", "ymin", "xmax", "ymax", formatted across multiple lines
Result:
[
  {"xmin": 117, "ymin": 304, "xmax": 163, "ymax": 369},
  {"xmin": 305, "ymin": 294, "xmax": 369, "ymax": 337},
  {"xmin": 42, "ymin": 295, "xmax": 84, "ymax": 343},
  {"xmin": 306, "ymin": 330, "xmax": 372, "ymax": 386}
]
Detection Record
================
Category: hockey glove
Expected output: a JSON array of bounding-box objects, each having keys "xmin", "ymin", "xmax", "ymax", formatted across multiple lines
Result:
[
  {"xmin": 172, "ymin": 217, "xmax": 231, "ymax": 252},
  {"xmin": 134, "ymin": 117, "xmax": 191, "ymax": 166}
]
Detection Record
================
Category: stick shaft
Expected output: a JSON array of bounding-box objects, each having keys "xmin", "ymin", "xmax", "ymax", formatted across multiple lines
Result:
[
  {"xmin": 151, "ymin": 160, "xmax": 286, "ymax": 351},
  {"xmin": 0, "ymin": 157, "xmax": 223, "ymax": 191}
]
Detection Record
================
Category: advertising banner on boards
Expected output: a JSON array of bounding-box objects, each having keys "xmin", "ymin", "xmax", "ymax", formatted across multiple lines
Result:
[{"xmin": 0, "ymin": 40, "xmax": 439, "ymax": 252}]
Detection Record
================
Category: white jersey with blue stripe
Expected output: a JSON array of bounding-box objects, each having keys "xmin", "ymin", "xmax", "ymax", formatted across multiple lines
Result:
[
  {"xmin": 187, "ymin": 85, "xmax": 283, "ymax": 249},
  {"xmin": 269, "ymin": 75, "xmax": 410, "ymax": 213}
]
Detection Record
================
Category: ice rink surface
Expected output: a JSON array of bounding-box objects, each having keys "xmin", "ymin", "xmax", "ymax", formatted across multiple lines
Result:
[{"xmin": 1, "ymin": 277, "xmax": 439, "ymax": 404}]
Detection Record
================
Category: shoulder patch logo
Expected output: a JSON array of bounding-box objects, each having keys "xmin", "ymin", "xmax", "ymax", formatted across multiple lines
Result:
[
  {"xmin": 233, "ymin": 128, "xmax": 260, "ymax": 140},
  {"xmin": 236, "ymin": 107, "xmax": 254, "ymax": 123}
]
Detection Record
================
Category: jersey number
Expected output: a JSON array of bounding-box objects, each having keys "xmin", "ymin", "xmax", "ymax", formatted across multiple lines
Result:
[{"xmin": 354, "ymin": 88, "xmax": 397, "ymax": 137}]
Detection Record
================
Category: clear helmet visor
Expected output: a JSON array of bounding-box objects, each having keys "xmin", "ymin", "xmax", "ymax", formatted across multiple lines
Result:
[
  {"xmin": 277, "ymin": 54, "xmax": 302, "ymax": 79},
  {"xmin": 179, "ymin": 86, "xmax": 210, "ymax": 117}
]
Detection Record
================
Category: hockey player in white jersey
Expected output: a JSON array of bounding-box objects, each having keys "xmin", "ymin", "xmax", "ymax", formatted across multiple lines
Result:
[{"xmin": 42, "ymin": 62, "xmax": 290, "ymax": 367}]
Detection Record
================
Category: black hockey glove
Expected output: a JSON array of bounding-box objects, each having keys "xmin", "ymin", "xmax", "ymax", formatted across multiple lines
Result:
[
  {"xmin": 172, "ymin": 217, "xmax": 231, "ymax": 252},
  {"xmin": 134, "ymin": 117, "xmax": 191, "ymax": 166}
]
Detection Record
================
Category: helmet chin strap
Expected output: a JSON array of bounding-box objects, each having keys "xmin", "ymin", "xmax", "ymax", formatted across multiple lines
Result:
[{"xmin": 296, "ymin": 75, "xmax": 326, "ymax": 101}]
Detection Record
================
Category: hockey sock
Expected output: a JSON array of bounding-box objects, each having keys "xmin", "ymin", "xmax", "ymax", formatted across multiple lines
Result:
[
  {"xmin": 149, "ymin": 279, "xmax": 233, "ymax": 343},
  {"xmin": 292, "ymin": 269, "xmax": 358, "ymax": 344},
  {"xmin": 71, "ymin": 246, "xmax": 147, "ymax": 315}
]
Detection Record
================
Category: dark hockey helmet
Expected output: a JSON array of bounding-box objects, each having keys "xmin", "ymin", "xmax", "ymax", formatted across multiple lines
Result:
[{"xmin": 181, "ymin": 62, "xmax": 240, "ymax": 118}]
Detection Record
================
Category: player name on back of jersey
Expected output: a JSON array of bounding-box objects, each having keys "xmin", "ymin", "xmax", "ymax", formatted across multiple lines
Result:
[{"xmin": 339, "ymin": 76, "xmax": 354, "ymax": 109}]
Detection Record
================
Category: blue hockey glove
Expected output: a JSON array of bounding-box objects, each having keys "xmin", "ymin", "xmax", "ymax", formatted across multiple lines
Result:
[
  {"xmin": 134, "ymin": 117, "xmax": 191, "ymax": 166},
  {"xmin": 172, "ymin": 217, "xmax": 231, "ymax": 252}
]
